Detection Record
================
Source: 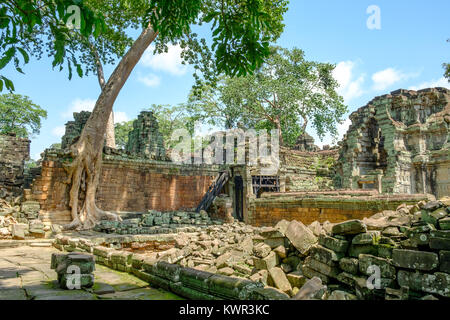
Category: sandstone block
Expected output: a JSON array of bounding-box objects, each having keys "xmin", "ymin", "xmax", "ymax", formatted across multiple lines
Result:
[
  {"xmin": 332, "ymin": 220, "xmax": 367, "ymax": 235},
  {"xmin": 392, "ymin": 249, "xmax": 439, "ymax": 271},
  {"xmin": 358, "ymin": 254, "xmax": 396, "ymax": 279},
  {"xmin": 268, "ymin": 267, "xmax": 292, "ymax": 295},
  {"xmin": 319, "ymin": 234, "xmax": 349, "ymax": 253},
  {"xmin": 285, "ymin": 220, "xmax": 317, "ymax": 255}
]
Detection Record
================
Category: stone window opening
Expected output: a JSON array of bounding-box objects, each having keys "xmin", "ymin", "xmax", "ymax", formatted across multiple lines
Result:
[{"xmin": 252, "ymin": 175, "xmax": 280, "ymax": 198}]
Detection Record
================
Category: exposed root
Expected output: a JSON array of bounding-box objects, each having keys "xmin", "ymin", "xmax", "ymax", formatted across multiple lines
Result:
[{"xmin": 62, "ymin": 137, "xmax": 122, "ymax": 231}]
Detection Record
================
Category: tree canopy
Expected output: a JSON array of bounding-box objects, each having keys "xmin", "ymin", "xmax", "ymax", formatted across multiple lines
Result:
[
  {"xmin": 0, "ymin": 93, "xmax": 47, "ymax": 138},
  {"xmin": 0, "ymin": 0, "xmax": 106, "ymax": 91},
  {"xmin": 189, "ymin": 46, "xmax": 348, "ymax": 147}
]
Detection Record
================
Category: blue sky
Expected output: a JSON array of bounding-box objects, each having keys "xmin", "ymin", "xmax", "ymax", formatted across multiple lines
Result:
[{"xmin": 3, "ymin": 0, "xmax": 450, "ymax": 159}]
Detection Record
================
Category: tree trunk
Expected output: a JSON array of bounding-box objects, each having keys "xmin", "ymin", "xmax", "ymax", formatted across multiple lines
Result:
[
  {"xmin": 64, "ymin": 26, "xmax": 158, "ymax": 230},
  {"xmin": 90, "ymin": 39, "xmax": 116, "ymax": 149},
  {"xmin": 105, "ymin": 111, "xmax": 116, "ymax": 148},
  {"xmin": 274, "ymin": 118, "xmax": 284, "ymax": 146}
]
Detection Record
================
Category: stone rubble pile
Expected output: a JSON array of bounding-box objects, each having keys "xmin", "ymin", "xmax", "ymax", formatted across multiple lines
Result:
[
  {"xmin": 93, "ymin": 210, "xmax": 223, "ymax": 235},
  {"xmin": 151, "ymin": 199, "xmax": 450, "ymax": 300},
  {"xmin": 53, "ymin": 199, "xmax": 450, "ymax": 300},
  {"xmin": 0, "ymin": 198, "xmax": 50, "ymax": 239},
  {"xmin": 51, "ymin": 252, "xmax": 95, "ymax": 289}
]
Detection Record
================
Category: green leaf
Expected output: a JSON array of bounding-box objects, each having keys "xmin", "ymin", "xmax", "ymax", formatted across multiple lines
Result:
[{"xmin": 0, "ymin": 47, "xmax": 16, "ymax": 69}]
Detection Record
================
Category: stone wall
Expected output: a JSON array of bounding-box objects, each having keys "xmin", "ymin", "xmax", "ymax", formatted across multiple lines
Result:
[
  {"xmin": 126, "ymin": 111, "xmax": 167, "ymax": 160},
  {"xmin": 0, "ymin": 133, "xmax": 30, "ymax": 199},
  {"xmin": 336, "ymin": 87, "xmax": 450, "ymax": 199},
  {"xmin": 30, "ymin": 150, "xmax": 221, "ymax": 224},
  {"xmin": 61, "ymin": 111, "xmax": 91, "ymax": 149},
  {"xmin": 280, "ymin": 148, "xmax": 338, "ymax": 192},
  {"xmin": 246, "ymin": 190, "xmax": 432, "ymax": 227}
]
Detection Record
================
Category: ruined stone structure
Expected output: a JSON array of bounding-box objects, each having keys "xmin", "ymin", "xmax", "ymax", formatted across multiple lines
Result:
[
  {"xmin": 336, "ymin": 88, "xmax": 450, "ymax": 199},
  {"xmin": 0, "ymin": 133, "xmax": 30, "ymax": 199},
  {"xmin": 61, "ymin": 111, "xmax": 92, "ymax": 149},
  {"xmin": 293, "ymin": 132, "xmax": 320, "ymax": 152},
  {"xmin": 126, "ymin": 111, "xmax": 166, "ymax": 160},
  {"xmin": 30, "ymin": 149, "xmax": 220, "ymax": 225}
]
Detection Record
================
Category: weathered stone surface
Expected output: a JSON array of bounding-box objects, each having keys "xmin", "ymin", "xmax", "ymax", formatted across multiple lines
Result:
[
  {"xmin": 309, "ymin": 245, "xmax": 342, "ymax": 265},
  {"xmin": 328, "ymin": 290, "xmax": 357, "ymax": 300},
  {"xmin": 440, "ymin": 217, "xmax": 450, "ymax": 230},
  {"xmin": 302, "ymin": 265, "xmax": 329, "ymax": 284},
  {"xmin": 286, "ymin": 271, "xmax": 307, "ymax": 289},
  {"xmin": 268, "ymin": 267, "xmax": 292, "ymax": 294},
  {"xmin": 253, "ymin": 251, "xmax": 278, "ymax": 271},
  {"xmin": 274, "ymin": 219, "xmax": 290, "ymax": 235},
  {"xmin": 318, "ymin": 234, "xmax": 349, "ymax": 253},
  {"xmin": 352, "ymin": 231, "xmax": 380, "ymax": 245},
  {"xmin": 273, "ymin": 245, "xmax": 286, "ymax": 259},
  {"xmin": 397, "ymin": 270, "xmax": 450, "ymax": 298},
  {"xmin": 253, "ymin": 243, "xmax": 272, "ymax": 258},
  {"xmin": 332, "ymin": 220, "xmax": 367, "ymax": 235},
  {"xmin": 439, "ymin": 251, "xmax": 450, "ymax": 273},
  {"xmin": 292, "ymin": 277, "xmax": 326, "ymax": 300},
  {"xmin": 429, "ymin": 237, "xmax": 450, "ymax": 250},
  {"xmin": 348, "ymin": 244, "xmax": 378, "ymax": 258},
  {"xmin": 358, "ymin": 254, "xmax": 396, "ymax": 279},
  {"xmin": 304, "ymin": 256, "xmax": 339, "ymax": 278},
  {"xmin": 339, "ymin": 257, "xmax": 359, "ymax": 275},
  {"xmin": 392, "ymin": 249, "xmax": 439, "ymax": 271},
  {"xmin": 285, "ymin": 220, "xmax": 317, "ymax": 255}
]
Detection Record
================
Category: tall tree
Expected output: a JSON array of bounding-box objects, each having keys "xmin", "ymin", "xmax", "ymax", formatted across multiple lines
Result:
[
  {"xmin": 0, "ymin": 93, "xmax": 47, "ymax": 138},
  {"xmin": 62, "ymin": 0, "xmax": 289, "ymax": 230},
  {"xmin": 61, "ymin": 0, "xmax": 150, "ymax": 148},
  {"xmin": 189, "ymin": 46, "xmax": 347, "ymax": 147}
]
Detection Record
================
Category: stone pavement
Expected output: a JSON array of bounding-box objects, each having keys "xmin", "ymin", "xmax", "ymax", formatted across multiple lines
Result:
[{"xmin": 0, "ymin": 245, "xmax": 183, "ymax": 300}]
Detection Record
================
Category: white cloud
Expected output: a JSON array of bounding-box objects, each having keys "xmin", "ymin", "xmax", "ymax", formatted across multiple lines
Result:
[
  {"xmin": 62, "ymin": 98, "xmax": 96, "ymax": 119},
  {"xmin": 371, "ymin": 68, "xmax": 419, "ymax": 91},
  {"xmin": 140, "ymin": 44, "xmax": 187, "ymax": 76},
  {"xmin": 332, "ymin": 61, "xmax": 365, "ymax": 102},
  {"xmin": 137, "ymin": 73, "xmax": 161, "ymax": 87},
  {"xmin": 52, "ymin": 126, "xmax": 65, "ymax": 138},
  {"xmin": 114, "ymin": 111, "xmax": 129, "ymax": 124},
  {"xmin": 408, "ymin": 77, "xmax": 450, "ymax": 90}
]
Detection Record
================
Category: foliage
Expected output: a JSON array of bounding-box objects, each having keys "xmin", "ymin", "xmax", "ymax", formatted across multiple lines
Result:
[
  {"xmin": 0, "ymin": 0, "xmax": 106, "ymax": 91},
  {"xmin": 0, "ymin": 93, "xmax": 47, "ymax": 138},
  {"xmin": 188, "ymin": 46, "xmax": 348, "ymax": 147},
  {"xmin": 50, "ymin": 142, "xmax": 62, "ymax": 149},
  {"xmin": 147, "ymin": 104, "xmax": 201, "ymax": 149},
  {"xmin": 444, "ymin": 39, "xmax": 450, "ymax": 82},
  {"xmin": 114, "ymin": 120, "xmax": 133, "ymax": 149},
  {"xmin": 145, "ymin": 0, "xmax": 289, "ymax": 91}
]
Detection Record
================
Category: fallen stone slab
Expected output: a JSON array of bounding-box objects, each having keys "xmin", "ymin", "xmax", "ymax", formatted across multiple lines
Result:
[
  {"xmin": 292, "ymin": 277, "xmax": 326, "ymax": 300},
  {"xmin": 397, "ymin": 270, "xmax": 450, "ymax": 298},
  {"xmin": 268, "ymin": 267, "xmax": 292, "ymax": 295},
  {"xmin": 392, "ymin": 249, "xmax": 439, "ymax": 271},
  {"xmin": 332, "ymin": 220, "xmax": 367, "ymax": 235},
  {"xmin": 286, "ymin": 271, "xmax": 307, "ymax": 289},
  {"xmin": 309, "ymin": 245, "xmax": 342, "ymax": 266},
  {"xmin": 318, "ymin": 234, "xmax": 349, "ymax": 253},
  {"xmin": 285, "ymin": 220, "xmax": 317, "ymax": 255},
  {"xmin": 339, "ymin": 257, "xmax": 359, "ymax": 275},
  {"xmin": 358, "ymin": 254, "xmax": 396, "ymax": 279},
  {"xmin": 439, "ymin": 251, "xmax": 450, "ymax": 273},
  {"xmin": 429, "ymin": 237, "xmax": 450, "ymax": 250}
]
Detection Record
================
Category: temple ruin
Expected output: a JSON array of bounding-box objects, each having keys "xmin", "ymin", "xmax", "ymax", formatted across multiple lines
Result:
[{"xmin": 1, "ymin": 87, "xmax": 449, "ymax": 301}]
